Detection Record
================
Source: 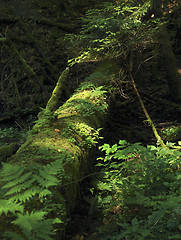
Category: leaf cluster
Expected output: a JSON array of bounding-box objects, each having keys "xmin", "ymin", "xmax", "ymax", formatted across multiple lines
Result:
[
  {"xmin": 96, "ymin": 140, "xmax": 181, "ymax": 239},
  {"xmin": 65, "ymin": 1, "xmax": 156, "ymax": 65}
]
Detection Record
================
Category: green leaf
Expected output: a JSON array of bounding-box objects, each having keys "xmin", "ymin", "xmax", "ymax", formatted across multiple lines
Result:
[
  {"xmin": 111, "ymin": 144, "xmax": 118, "ymax": 152},
  {"xmin": 90, "ymin": 86, "xmax": 107, "ymax": 99},
  {"xmin": 52, "ymin": 218, "xmax": 63, "ymax": 224},
  {"xmin": 118, "ymin": 139, "xmax": 128, "ymax": 146},
  {"xmin": 148, "ymin": 209, "xmax": 165, "ymax": 226},
  {"xmin": 102, "ymin": 195, "xmax": 112, "ymax": 204},
  {"xmin": 132, "ymin": 217, "xmax": 138, "ymax": 225}
]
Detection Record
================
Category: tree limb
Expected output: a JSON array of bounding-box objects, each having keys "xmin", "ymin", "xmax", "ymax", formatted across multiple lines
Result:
[{"xmin": 45, "ymin": 67, "xmax": 70, "ymax": 112}]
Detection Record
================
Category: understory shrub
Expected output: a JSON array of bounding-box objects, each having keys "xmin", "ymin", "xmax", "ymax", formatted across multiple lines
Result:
[{"xmin": 96, "ymin": 140, "xmax": 181, "ymax": 240}]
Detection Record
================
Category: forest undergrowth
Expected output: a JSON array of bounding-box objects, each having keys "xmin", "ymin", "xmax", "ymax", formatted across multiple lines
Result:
[
  {"xmin": 66, "ymin": 138, "xmax": 181, "ymax": 240},
  {"xmin": 93, "ymin": 140, "xmax": 181, "ymax": 240}
]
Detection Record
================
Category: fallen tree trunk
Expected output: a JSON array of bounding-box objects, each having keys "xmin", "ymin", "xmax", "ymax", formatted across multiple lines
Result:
[{"xmin": 0, "ymin": 62, "xmax": 118, "ymax": 240}]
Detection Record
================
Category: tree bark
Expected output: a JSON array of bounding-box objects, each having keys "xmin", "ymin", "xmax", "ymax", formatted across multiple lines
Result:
[
  {"xmin": 157, "ymin": 23, "xmax": 181, "ymax": 103},
  {"xmin": 151, "ymin": 0, "xmax": 181, "ymax": 103}
]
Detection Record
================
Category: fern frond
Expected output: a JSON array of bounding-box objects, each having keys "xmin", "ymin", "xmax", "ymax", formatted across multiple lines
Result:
[
  {"xmin": 27, "ymin": 218, "xmax": 61, "ymax": 239},
  {"xmin": 90, "ymin": 86, "xmax": 107, "ymax": 99},
  {"xmin": 1, "ymin": 164, "xmax": 24, "ymax": 181},
  {"xmin": 33, "ymin": 175, "xmax": 59, "ymax": 188},
  {"xmin": 4, "ymin": 179, "xmax": 35, "ymax": 196},
  {"xmin": 0, "ymin": 199, "xmax": 24, "ymax": 215},
  {"xmin": 38, "ymin": 188, "xmax": 52, "ymax": 198},
  {"xmin": 13, "ymin": 211, "xmax": 47, "ymax": 230},
  {"xmin": 9, "ymin": 187, "xmax": 44, "ymax": 203},
  {"xmin": 43, "ymin": 159, "xmax": 64, "ymax": 175},
  {"xmin": 13, "ymin": 212, "xmax": 56, "ymax": 240},
  {"xmin": 39, "ymin": 170, "xmax": 59, "ymax": 182},
  {"xmin": 3, "ymin": 231, "xmax": 25, "ymax": 240},
  {"xmin": 1, "ymin": 162, "xmax": 21, "ymax": 175},
  {"xmin": 2, "ymin": 173, "xmax": 32, "ymax": 189},
  {"xmin": 0, "ymin": 160, "xmax": 64, "ymax": 239}
]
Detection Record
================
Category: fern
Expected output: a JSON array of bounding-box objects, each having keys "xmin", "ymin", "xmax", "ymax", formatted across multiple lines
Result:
[
  {"xmin": 13, "ymin": 211, "xmax": 48, "ymax": 231},
  {"xmin": 1, "ymin": 163, "xmax": 24, "ymax": 181},
  {"xmin": 33, "ymin": 175, "xmax": 58, "ymax": 188},
  {"xmin": 0, "ymin": 158, "xmax": 65, "ymax": 240},
  {"xmin": 3, "ymin": 211, "xmax": 62, "ymax": 240},
  {"xmin": 4, "ymin": 179, "xmax": 36, "ymax": 196},
  {"xmin": 9, "ymin": 187, "xmax": 44, "ymax": 203},
  {"xmin": 3, "ymin": 232, "xmax": 25, "ymax": 240},
  {"xmin": 0, "ymin": 199, "xmax": 24, "ymax": 215},
  {"xmin": 39, "ymin": 171, "xmax": 58, "ymax": 183},
  {"xmin": 2, "ymin": 172, "xmax": 32, "ymax": 189},
  {"xmin": 90, "ymin": 86, "xmax": 107, "ymax": 99},
  {"xmin": 42, "ymin": 159, "xmax": 64, "ymax": 176}
]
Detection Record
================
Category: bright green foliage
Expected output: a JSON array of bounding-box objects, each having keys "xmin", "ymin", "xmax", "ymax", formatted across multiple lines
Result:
[
  {"xmin": 65, "ymin": 1, "xmax": 153, "ymax": 65},
  {"xmin": 96, "ymin": 140, "xmax": 181, "ymax": 239},
  {"xmin": 0, "ymin": 158, "xmax": 65, "ymax": 239}
]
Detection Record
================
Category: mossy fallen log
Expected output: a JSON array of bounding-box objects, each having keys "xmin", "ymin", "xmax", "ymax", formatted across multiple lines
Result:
[
  {"xmin": 0, "ymin": 143, "xmax": 19, "ymax": 164},
  {"xmin": 0, "ymin": 62, "xmax": 118, "ymax": 240}
]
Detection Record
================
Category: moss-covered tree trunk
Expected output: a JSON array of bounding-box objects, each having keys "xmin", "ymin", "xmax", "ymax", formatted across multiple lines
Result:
[{"xmin": 0, "ymin": 61, "xmax": 118, "ymax": 240}]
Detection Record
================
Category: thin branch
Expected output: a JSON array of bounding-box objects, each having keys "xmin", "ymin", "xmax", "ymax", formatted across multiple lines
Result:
[{"xmin": 128, "ymin": 53, "xmax": 167, "ymax": 148}]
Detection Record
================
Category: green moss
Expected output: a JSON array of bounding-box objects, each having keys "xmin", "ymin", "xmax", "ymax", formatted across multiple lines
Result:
[
  {"xmin": 55, "ymin": 87, "xmax": 108, "ymax": 129},
  {"xmin": 63, "ymin": 158, "xmax": 80, "ymax": 212},
  {"xmin": 0, "ymin": 143, "xmax": 19, "ymax": 163}
]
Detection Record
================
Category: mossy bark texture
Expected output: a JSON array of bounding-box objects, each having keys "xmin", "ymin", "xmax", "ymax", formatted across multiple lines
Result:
[
  {"xmin": 0, "ymin": 143, "xmax": 19, "ymax": 163},
  {"xmin": 45, "ymin": 67, "xmax": 70, "ymax": 113},
  {"xmin": 5, "ymin": 62, "xmax": 118, "ymax": 238}
]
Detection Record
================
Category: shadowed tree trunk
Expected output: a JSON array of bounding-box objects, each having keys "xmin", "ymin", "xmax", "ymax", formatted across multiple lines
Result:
[
  {"xmin": 152, "ymin": 0, "xmax": 181, "ymax": 103},
  {"xmin": 157, "ymin": 23, "xmax": 181, "ymax": 103}
]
